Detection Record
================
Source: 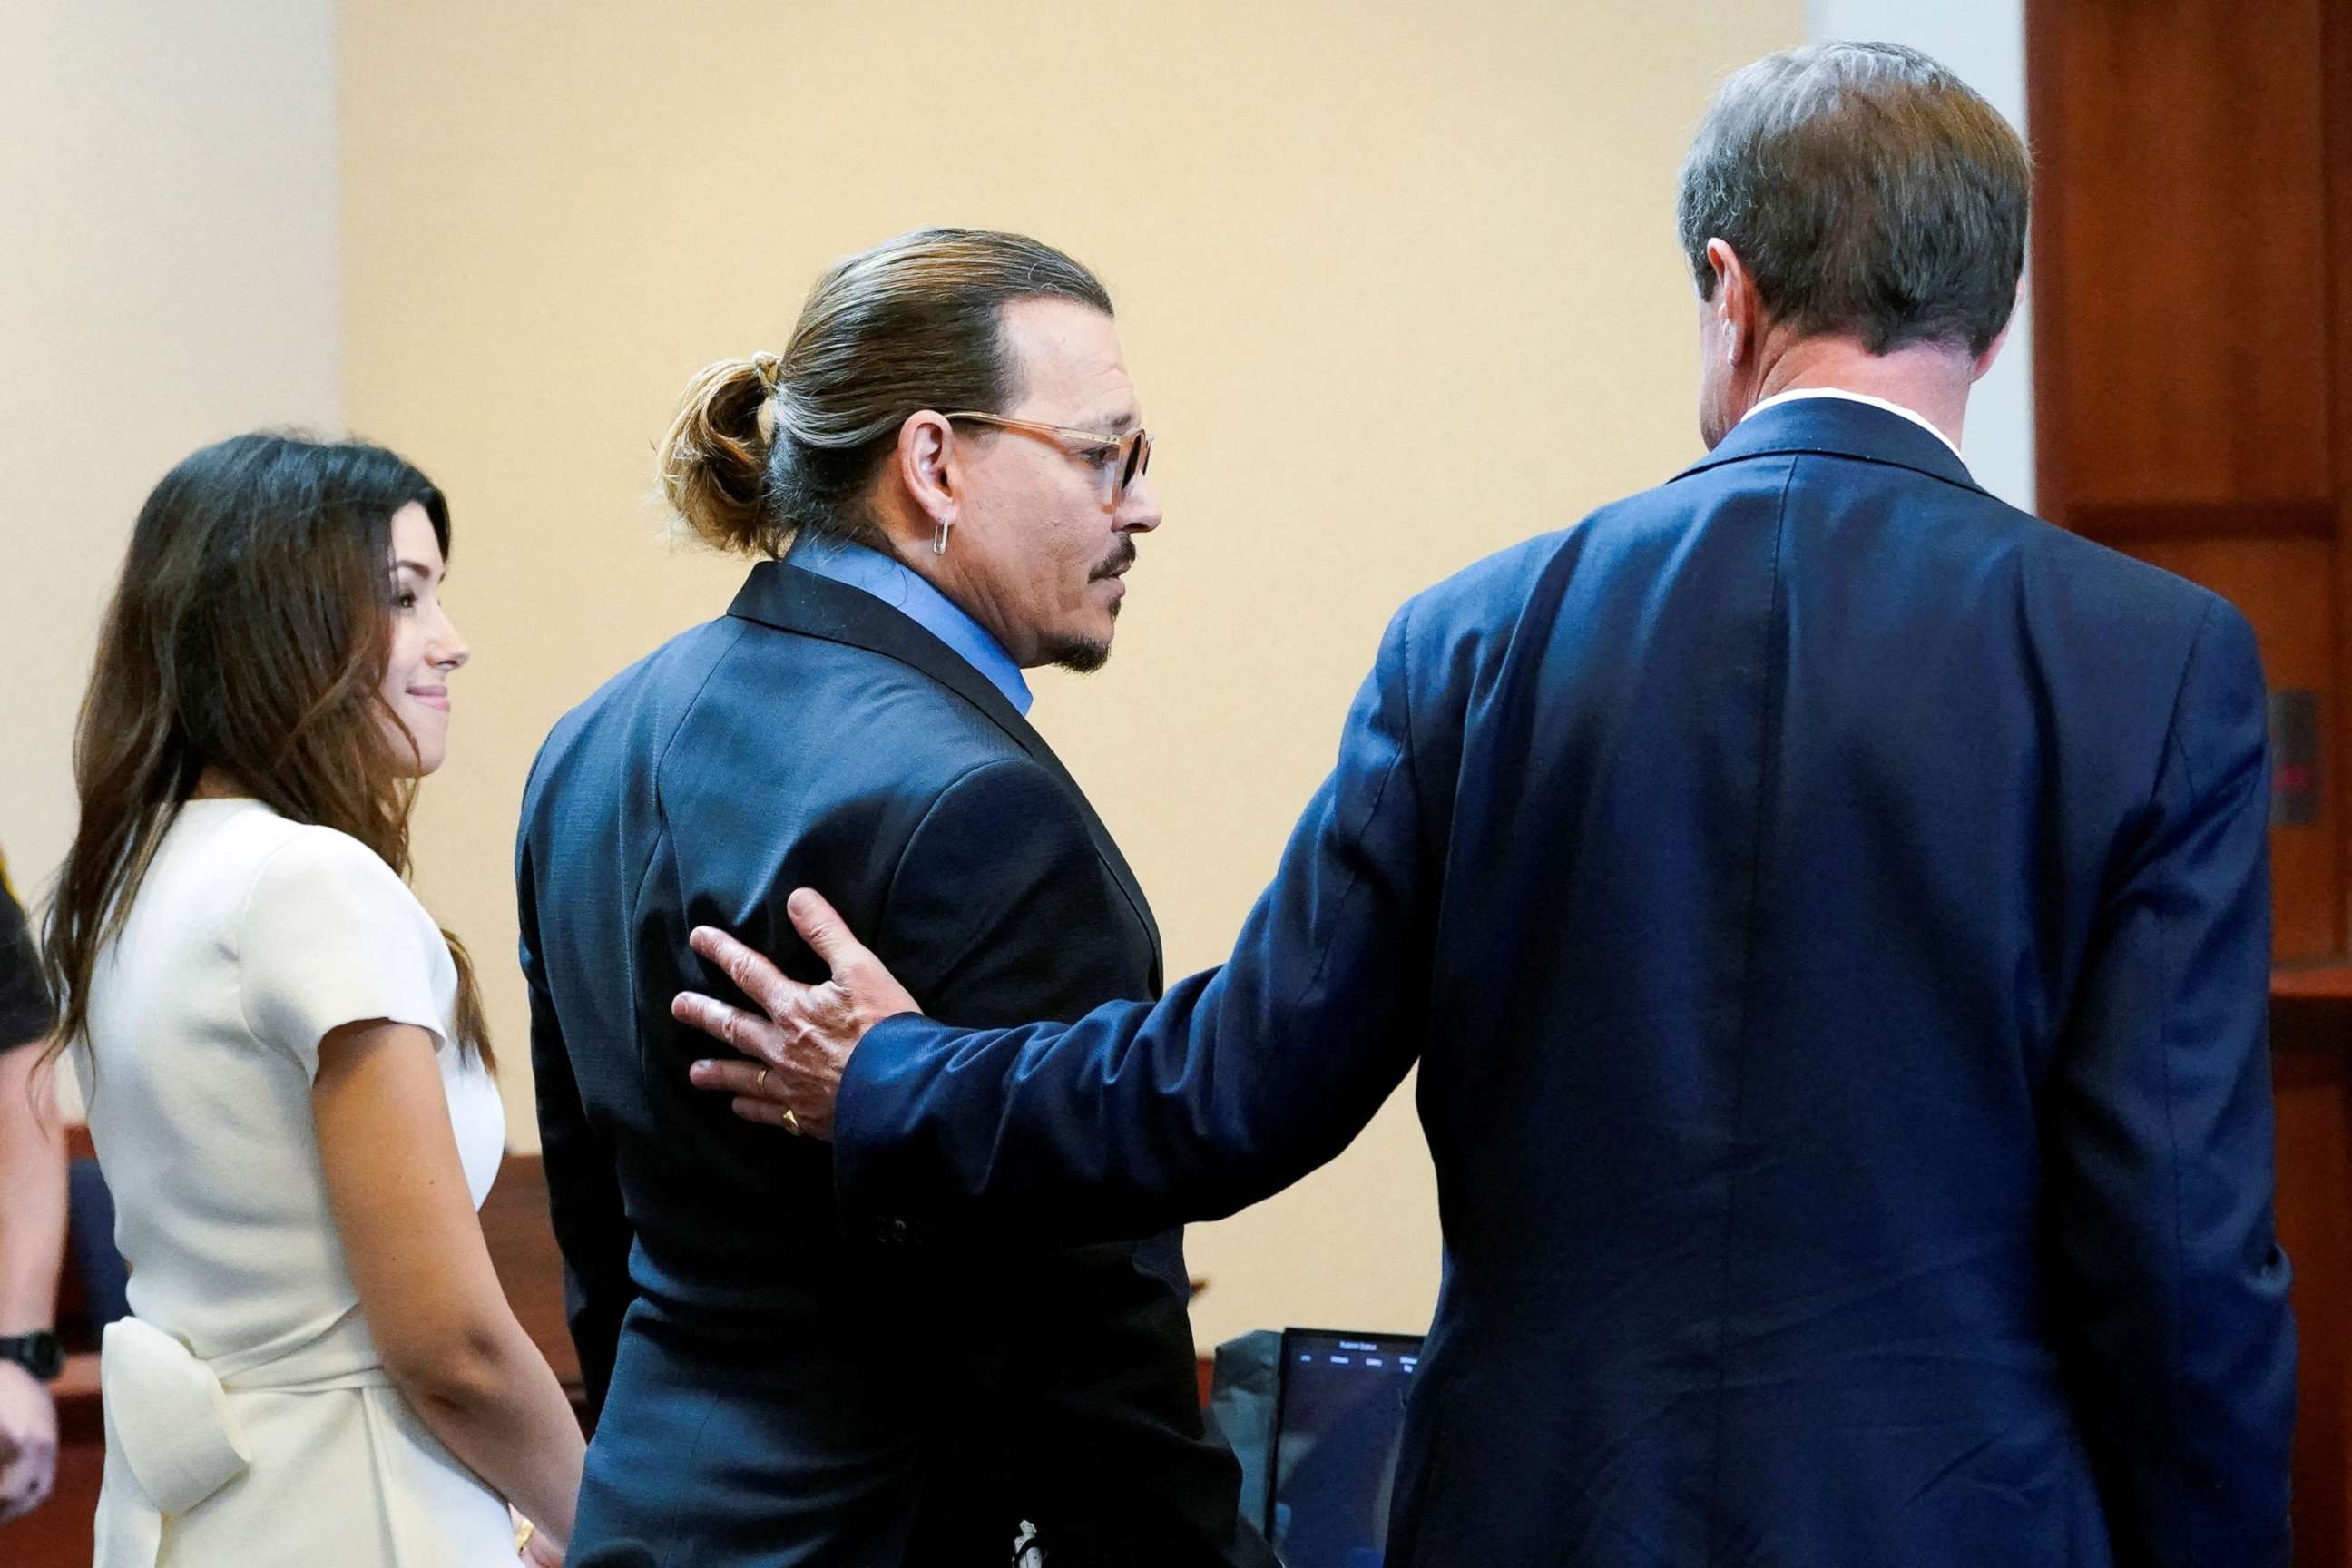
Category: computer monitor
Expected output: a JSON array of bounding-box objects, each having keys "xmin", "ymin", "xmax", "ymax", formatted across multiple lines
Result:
[{"xmin": 1264, "ymin": 1327, "xmax": 1424, "ymax": 1568}]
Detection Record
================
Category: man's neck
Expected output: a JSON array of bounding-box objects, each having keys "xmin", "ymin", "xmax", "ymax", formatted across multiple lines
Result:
[
  {"xmin": 860, "ymin": 509, "xmax": 1034, "ymax": 668},
  {"xmin": 1747, "ymin": 335, "xmax": 1975, "ymax": 449},
  {"xmin": 191, "ymin": 766, "xmax": 250, "ymax": 800}
]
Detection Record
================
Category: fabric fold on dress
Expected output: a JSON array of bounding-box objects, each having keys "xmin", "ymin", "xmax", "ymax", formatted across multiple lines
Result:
[
  {"xmin": 100, "ymin": 1318, "xmax": 250, "ymax": 1514},
  {"xmin": 81, "ymin": 800, "xmax": 514, "ymax": 1565},
  {"xmin": 95, "ymin": 1309, "xmax": 414, "ymax": 1568}
]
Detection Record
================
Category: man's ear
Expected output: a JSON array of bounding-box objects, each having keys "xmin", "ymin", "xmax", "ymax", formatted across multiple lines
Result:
[
  {"xmin": 1706, "ymin": 239, "xmax": 1757, "ymax": 366},
  {"xmin": 894, "ymin": 412, "xmax": 957, "ymax": 532}
]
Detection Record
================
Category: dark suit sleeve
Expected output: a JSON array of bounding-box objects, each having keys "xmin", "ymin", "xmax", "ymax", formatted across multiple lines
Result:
[
  {"xmin": 2047, "ymin": 600, "xmax": 2294, "ymax": 1563},
  {"xmin": 858, "ymin": 750, "xmax": 1273, "ymax": 1565},
  {"xmin": 872, "ymin": 759, "xmax": 1155, "ymax": 1027},
  {"xmin": 834, "ymin": 603, "xmax": 1434, "ymax": 1244},
  {"xmin": 516, "ymin": 828, "xmax": 633, "ymax": 1423}
]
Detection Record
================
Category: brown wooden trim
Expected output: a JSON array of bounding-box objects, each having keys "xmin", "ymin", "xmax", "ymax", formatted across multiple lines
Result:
[
  {"xmin": 475, "ymin": 1152, "xmax": 580, "ymax": 1387},
  {"xmin": 2272, "ymin": 965, "xmax": 2352, "ymax": 1061},
  {"xmin": 2274, "ymin": 962, "xmax": 2352, "ymax": 1003},
  {"xmin": 53, "ymin": 1353, "xmax": 101, "ymax": 1444},
  {"xmin": 2328, "ymin": 0, "xmax": 2352, "ymax": 955},
  {"xmin": 2070, "ymin": 502, "xmax": 2338, "ymax": 544}
]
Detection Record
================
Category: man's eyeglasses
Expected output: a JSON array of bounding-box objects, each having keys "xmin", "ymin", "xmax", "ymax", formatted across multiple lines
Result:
[{"xmin": 942, "ymin": 412, "xmax": 1152, "ymax": 505}]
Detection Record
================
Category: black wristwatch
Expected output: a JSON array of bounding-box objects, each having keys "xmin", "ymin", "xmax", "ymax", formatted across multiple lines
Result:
[{"xmin": 0, "ymin": 1331, "xmax": 62, "ymax": 1382}]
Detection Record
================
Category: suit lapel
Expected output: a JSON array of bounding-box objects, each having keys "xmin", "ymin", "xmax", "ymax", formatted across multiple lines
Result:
[{"xmin": 727, "ymin": 559, "xmax": 1165, "ymax": 982}]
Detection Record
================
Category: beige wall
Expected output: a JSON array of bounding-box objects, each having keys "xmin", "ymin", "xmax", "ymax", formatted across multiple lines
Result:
[
  {"xmin": 340, "ymin": 0, "xmax": 1798, "ymax": 1343},
  {"xmin": 2, "ymin": 0, "xmax": 344, "ymax": 1118},
  {"xmin": 1, "ymin": 0, "xmax": 343, "ymax": 885}
]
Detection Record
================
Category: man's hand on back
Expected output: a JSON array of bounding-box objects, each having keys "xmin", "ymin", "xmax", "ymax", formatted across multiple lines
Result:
[{"xmin": 675, "ymin": 888, "xmax": 921, "ymax": 1140}]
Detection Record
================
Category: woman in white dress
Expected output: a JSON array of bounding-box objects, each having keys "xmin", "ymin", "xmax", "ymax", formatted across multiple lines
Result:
[{"xmin": 39, "ymin": 434, "xmax": 584, "ymax": 1565}]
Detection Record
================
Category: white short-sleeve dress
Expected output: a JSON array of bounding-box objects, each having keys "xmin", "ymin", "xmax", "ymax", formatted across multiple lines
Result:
[{"xmin": 77, "ymin": 798, "xmax": 515, "ymax": 1567}]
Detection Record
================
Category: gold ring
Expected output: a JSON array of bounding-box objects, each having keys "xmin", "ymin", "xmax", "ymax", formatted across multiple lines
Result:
[
  {"xmin": 757, "ymin": 1066, "xmax": 769, "ymax": 1093},
  {"xmin": 783, "ymin": 1106, "xmax": 801, "ymax": 1134}
]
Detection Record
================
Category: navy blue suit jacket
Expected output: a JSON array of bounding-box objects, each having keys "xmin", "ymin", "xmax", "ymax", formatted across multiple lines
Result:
[
  {"xmin": 518, "ymin": 557, "xmax": 1264, "ymax": 1565},
  {"xmin": 835, "ymin": 401, "xmax": 2297, "ymax": 1566}
]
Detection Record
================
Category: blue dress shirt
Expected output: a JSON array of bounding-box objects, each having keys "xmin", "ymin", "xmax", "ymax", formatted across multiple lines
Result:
[{"xmin": 790, "ymin": 536, "xmax": 1032, "ymax": 716}]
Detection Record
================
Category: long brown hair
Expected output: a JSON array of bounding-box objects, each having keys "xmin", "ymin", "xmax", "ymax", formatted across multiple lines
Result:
[
  {"xmin": 42, "ymin": 432, "xmax": 491, "ymax": 1069},
  {"xmin": 658, "ymin": 227, "xmax": 1113, "ymax": 556}
]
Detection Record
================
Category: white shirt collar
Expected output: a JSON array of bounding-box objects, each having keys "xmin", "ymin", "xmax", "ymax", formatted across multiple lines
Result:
[{"xmin": 1741, "ymin": 387, "xmax": 1965, "ymax": 463}]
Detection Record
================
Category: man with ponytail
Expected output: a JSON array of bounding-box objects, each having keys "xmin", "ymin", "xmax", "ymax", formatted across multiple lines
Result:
[
  {"xmin": 672, "ymin": 44, "xmax": 2295, "ymax": 1568},
  {"xmin": 518, "ymin": 229, "xmax": 1265, "ymax": 1565}
]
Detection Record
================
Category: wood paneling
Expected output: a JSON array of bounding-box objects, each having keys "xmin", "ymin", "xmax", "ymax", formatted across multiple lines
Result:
[
  {"xmin": 2274, "ymin": 993, "xmax": 2352, "ymax": 1568},
  {"xmin": 2329, "ymin": 0, "xmax": 2352, "ymax": 1021},
  {"xmin": 478, "ymin": 1150, "xmax": 580, "ymax": 1387},
  {"xmin": 2066, "ymin": 501, "xmax": 2337, "ymax": 544},
  {"xmin": 2275, "ymin": 971, "xmax": 2352, "ymax": 1566},
  {"xmin": 2126, "ymin": 536, "xmax": 2339, "ymax": 961},
  {"xmin": 2034, "ymin": 1, "xmax": 2352, "ymax": 1558},
  {"xmin": 2034, "ymin": 0, "xmax": 2349, "ymax": 961},
  {"xmin": 2033, "ymin": 1, "xmax": 2330, "ymax": 510}
]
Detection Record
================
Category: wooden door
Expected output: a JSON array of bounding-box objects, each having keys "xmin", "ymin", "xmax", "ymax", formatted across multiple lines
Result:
[{"xmin": 2031, "ymin": 3, "xmax": 2352, "ymax": 1560}]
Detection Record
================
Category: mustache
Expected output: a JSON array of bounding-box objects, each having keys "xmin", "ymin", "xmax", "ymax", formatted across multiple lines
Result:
[{"xmin": 1090, "ymin": 540, "xmax": 1138, "ymax": 582}]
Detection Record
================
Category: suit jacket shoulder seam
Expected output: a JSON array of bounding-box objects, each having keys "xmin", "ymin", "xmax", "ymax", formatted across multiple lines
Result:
[
  {"xmin": 650, "ymin": 618, "xmax": 757, "ymax": 813},
  {"xmin": 2155, "ymin": 597, "xmax": 2223, "ymax": 810},
  {"xmin": 1289, "ymin": 612, "xmax": 1423, "ymax": 1016},
  {"xmin": 1392, "ymin": 599, "xmax": 1433, "ymax": 893},
  {"xmin": 874, "ymin": 756, "xmax": 1047, "ymax": 940},
  {"xmin": 2150, "ymin": 596, "xmax": 2229, "ymax": 1524}
]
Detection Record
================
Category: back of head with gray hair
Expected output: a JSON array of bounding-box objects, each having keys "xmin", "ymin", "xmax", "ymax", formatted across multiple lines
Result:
[{"xmin": 1676, "ymin": 42, "xmax": 2030, "ymax": 357}]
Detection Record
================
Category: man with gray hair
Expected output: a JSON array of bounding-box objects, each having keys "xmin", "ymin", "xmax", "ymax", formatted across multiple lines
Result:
[{"xmin": 680, "ymin": 44, "xmax": 2296, "ymax": 1563}]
